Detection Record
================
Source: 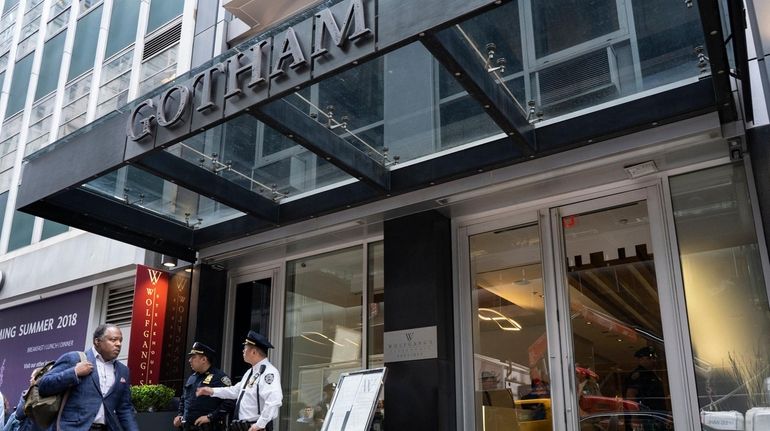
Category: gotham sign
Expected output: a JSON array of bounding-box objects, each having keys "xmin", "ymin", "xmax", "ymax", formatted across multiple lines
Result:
[{"xmin": 126, "ymin": 0, "xmax": 374, "ymax": 143}]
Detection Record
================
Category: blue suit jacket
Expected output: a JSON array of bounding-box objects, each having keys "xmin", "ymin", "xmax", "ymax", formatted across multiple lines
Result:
[{"xmin": 37, "ymin": 350, "xmax": 139, "ymax": 431}]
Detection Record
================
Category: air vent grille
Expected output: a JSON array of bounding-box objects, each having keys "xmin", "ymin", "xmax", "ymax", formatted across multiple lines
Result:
[
  {"xmin": 143, "ymin": 21, "xmax": 181, "ymax": 60},
  {"xmin": 105, "ymin": 283, "xmax": 135, "ymax": 326},
  {"xmin": 538, "ymin": 49, "xmax": 614, "ymax": 106}
]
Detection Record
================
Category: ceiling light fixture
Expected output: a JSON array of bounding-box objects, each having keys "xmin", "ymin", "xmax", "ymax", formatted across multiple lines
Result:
[
  {"xmin": 514, "ymin": 268, "xmax": 530, "ymax": 285},
  {"xmin": 161, "ymin": 255, "xmax": 177, "ymax": 268},
  {"xmin": 478, "ymin": 308, "xmax": 522, "ymax": 331},
  {"xmin": 301, "ymin": 331, "xmax": 344, "ymax": 346}
]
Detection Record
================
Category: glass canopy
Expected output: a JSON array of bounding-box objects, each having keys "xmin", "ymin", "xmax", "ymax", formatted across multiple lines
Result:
[
  {"xmin": 17, "ymin": 0, "xmax": 721, "ymax": 257},
  {"xmin": 454, "ymin": 0, "xmax": 706, "ymax": 121},
  {"xmin": 82, "ymin": 165, "xmax": 245, "ymax": 228},
  {"xmin": 167, "ymin": 115, "xmax": 354, "ymax": 201},
  {"xmin": 280, "ymin": 42, "xmax": 503, "ymax": 166}
]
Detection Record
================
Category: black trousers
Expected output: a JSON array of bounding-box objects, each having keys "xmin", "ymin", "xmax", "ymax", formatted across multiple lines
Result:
[
  {"xmin": 183, "ymin": 422, "xmax": 224, "ymax": 431},
  {"xmin": 229, "ymin": 420, "xmax": 273, "ymax": 431}
]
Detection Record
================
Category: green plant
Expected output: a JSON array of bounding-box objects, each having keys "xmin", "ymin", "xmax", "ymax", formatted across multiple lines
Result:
[{"xmin": 130, "ymin": 384, "xmax": 175, "ymax": 412}]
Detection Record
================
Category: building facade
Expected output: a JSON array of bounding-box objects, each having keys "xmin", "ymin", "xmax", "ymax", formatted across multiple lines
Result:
[{"xmin": 2, "ymin": 0, "xmax": 770, "ymax": 430}]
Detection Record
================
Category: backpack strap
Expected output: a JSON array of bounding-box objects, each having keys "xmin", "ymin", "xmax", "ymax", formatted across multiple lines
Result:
[{"xmin": 56, "ymin": 352, "xmax": 88, "ymax": 430}]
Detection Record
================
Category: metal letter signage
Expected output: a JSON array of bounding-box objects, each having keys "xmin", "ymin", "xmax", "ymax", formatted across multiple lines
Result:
[
  {"xmin": 193, "ymin": 65, "xmax": 225, "ymax": 113},
  {"xmin": 269, "ymin": 27, "xmax": 307, "ymax": 78},
  {"xmin": 312, "ymin": 0, "xmax": 371, "ymax": 58},
  {"xmin": 127, "ymin": 99, "xmax": 156, "ymax": 141},
  {"xmin": 126, "ymin": 0, "xmax": 374, "ymax": 143},
  {"xmin": 156, "ymin": 85, "xmax": 190, "ymax": 127}
]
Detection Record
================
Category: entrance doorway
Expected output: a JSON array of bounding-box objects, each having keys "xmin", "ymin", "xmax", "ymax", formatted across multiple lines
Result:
[
  {"xmin": 230, "ymin": 277, "xmax": 272, "ymax": 379},
  {"xmin": 464, "ymin": 188, "xmax": 689, "ymax": 431},
  {"xmin": 552, "ymin": 193, "xmax": 676, "ymax": 431}
]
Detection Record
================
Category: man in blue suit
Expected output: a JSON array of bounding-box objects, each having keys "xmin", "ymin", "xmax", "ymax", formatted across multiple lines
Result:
[{"xmin": 37, "ymin": 324, "xmax": 139, "ymax": 431}]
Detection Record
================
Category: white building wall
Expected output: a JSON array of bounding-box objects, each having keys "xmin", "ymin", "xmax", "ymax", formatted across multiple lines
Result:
[{"xmin": 0, "ymin": 231, "xmax": 144, "ymax": 303}]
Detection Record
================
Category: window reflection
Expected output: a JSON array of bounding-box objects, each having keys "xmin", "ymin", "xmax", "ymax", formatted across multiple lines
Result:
[
  {"xmin": 670, "ymin": 164, "xmax": 770, "ymax": 428},
  {"xmin": 561, "ymin": 202, "xmax": 676, "ymax": 429},
  {"xmin": 470, "ymin": 224, "xmax": 553, "ymax": 431},
  {"xmin": 282, "ymin": 243, "xmax": 384, "ymax": 431}
]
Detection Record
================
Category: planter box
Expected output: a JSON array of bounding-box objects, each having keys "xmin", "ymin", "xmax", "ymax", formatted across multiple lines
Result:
[{"xmin": 135, "ymin": 411, "xmax": 177, "ymax": 431}]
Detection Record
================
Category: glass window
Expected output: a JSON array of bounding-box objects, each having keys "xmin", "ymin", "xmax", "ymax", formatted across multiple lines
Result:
[
  {"xmin": 97, "ymin": 47, "xmax": 132, "ymax": 117},
  {"xmin": 59, "ymin": 72, "xmax": 91, "ymax": 137},
  {"xmin": 470, "ymin": 224, "xmax": 553, "ymax": 431},
  {"xmin": 2, "ymin": 0, "xmax": 19, "ymax": 16},
  {"xmin": 8, "ymin": 211, "xmax": 34, "ymax": 251},
  {"xmin": 0, "ymin": 25, "xmax": 13, "ymax": 54},
  {"xmin": 139, "ymin": 44, "xmax": 177, "ymax": 95},
  {"xmin": 26, "ymin": 95, "xmax": 56, "ymax": 154},
  {"xmin": 36, "ymin": 31, "xmax": 66, "ymax": 100},
  {"xmin": 532, "ymin": 0, "xmax": 620, "ymax": 58},
  {"xmin": 50, "ymin": 0, "xmax": 71, "ymax": 17},
  {"xmin": 282, "ymin": 244, "xmax": 383, "ymax": 431},
  {"xmin": 631, "ymin": 0, "xmax": 704, "ymax": 89},
  {"xmin": 670, "ymin": 163, "xmax": 770, "ymax": 425},
  {"xmin": 104, "ymin": 0, "xmax": 139, "ymax": 58},
  {"xmin": 0, "ymin": 192, "xmax": 8, "ymax": 237},
  {"xmin": 41, "ymin": 219, "xmax": 69, "ymax": 240},
  {"xmin": 367, "ymin": 242, "xmax": 384, "ymax": 369},
  {"xmin": 146, "ymin": 0, "xmax": 183, "ymax": 34},
  {"xmin": 6, "ymin": 53, "xmax": 34, "ymax": 118},
  {"xmin": 0, "ymin": 112, "xmax": 21, "ymax": 155},
  {"xmin": 68, "ymin": 5, "xmax": 102, "ymax": 81},
  {"xmin": 79, "ymin": 0, "xmax": 98, "ymax": 13},
  {"xmin": 15, "ymin": 31, "xmax": 37, "ymax": 58},
  {"xmin": 47, "ymin": 7, "xmax": 70, "ymax": 36}
]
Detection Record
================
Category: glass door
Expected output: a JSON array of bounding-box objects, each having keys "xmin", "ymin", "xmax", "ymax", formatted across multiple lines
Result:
[
  {"xmin": 466, "ymin": 217, "xmax": 556, "ymax": 431},
  {"xmin": 550, "ymin": 188, "xmax": 691, "ymax": 431},
  {"xmin": 230, "ymin": 276, "xmax": 273, "ymax": 380},
  {"xmin": 462, "ymin": 187, "xmax": 695, "ymax": 431}
]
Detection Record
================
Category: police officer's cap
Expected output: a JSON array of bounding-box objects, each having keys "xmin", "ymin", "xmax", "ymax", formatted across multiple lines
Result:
[
  {"xmin": 634, "ymin": 346, "xmax": 657, "ymax": 358},
  {"xmin": 243, "ymin": 330, "xmax": 274, "ymax": 351},
  {"xmin": 188, "ymin": 341, "xmax": 216, "ymax": 361}
]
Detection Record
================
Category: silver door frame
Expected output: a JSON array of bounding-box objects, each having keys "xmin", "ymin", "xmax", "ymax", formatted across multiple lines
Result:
[
  {"xmin": 548, "ymin": 186, "xmax": 697, "ymax": 431},
  {"xmin": 454, "ymin": 183, "xmax": 699, "ymax": 431}
]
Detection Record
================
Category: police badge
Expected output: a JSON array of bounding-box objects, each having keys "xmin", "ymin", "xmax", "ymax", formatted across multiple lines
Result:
[{"xmin": 264, "ymin": 373, "xmax": 274, "ymax": 384}]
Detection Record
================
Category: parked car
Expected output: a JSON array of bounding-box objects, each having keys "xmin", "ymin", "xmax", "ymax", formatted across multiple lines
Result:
[{"xmin": 580, "ymin": 411, "xmax": 674, "ymax": 431}]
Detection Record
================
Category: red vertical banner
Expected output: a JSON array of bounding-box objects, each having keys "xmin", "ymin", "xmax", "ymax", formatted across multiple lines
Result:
[
  {"xmin": 128, "ymin": 265, "xmax": 169, "ymax": 385},
  {"xmin": 159, "ymin": 272, "xmax": 191, "ymax": 392}
]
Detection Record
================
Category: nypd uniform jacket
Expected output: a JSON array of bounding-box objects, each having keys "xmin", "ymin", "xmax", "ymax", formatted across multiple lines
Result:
[
  {"xmin": 179, "ymin": 367, "xmax": 234, "ymax": 424},
  {"xmin": 210, "ymin": 358, "xmax": 282, "ymax": 429},
  {"xmin": 626, "ymin": 366, "xmax": 665, "ymax": 411}
]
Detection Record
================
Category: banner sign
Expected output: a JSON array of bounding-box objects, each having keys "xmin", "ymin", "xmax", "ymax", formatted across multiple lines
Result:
[
  {"xmin": 159, "ymin": 271, "xmax": 191, "ymax": 392},
  {"xmin": 0, "ymin": 288, "xmax": 92, "ymax": 402},
  {"xmin": 128, "ymin": 265, "xmax": 169, "ymax": 385}
]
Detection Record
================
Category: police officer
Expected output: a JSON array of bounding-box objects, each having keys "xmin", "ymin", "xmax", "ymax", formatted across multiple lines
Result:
[
  {"xmin": 625, "ymin": 346, "xmax": 666, "ymax": 412},
  {"xmin": 197, "ymin": 331, "xmax": 282, "ymax": 431},
  {"xmin": 173, "ymin": 342, "xmax": 234, "ymax": 431}
]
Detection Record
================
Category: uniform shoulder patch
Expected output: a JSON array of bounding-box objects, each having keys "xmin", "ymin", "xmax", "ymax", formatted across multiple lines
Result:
[
  {"xmin": 222, "ymin": 376, "xmax": 232, "ymax": 386},
  {"xmin": 264, "ymin": 373, "xmax": 274, "ymax": 384}
]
